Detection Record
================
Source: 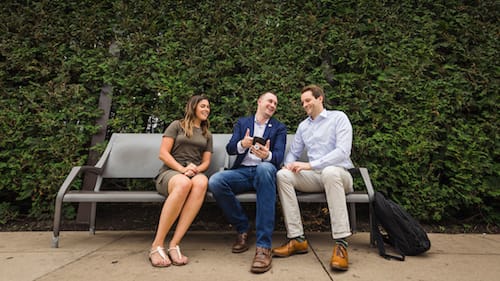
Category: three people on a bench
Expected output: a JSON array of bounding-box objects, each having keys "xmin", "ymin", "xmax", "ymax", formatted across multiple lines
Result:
[{"xmin": 151, "ymin": 85, "xmax": 355, "ymax": 274}]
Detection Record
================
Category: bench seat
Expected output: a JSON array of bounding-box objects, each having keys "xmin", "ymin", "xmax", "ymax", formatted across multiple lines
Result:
[{"xmin": 61, "ymin": 190, "xmax": 369, "ymax": 203}]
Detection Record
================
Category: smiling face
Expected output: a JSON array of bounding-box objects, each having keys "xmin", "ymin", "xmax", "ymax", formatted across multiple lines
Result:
[
  {"xmin": 184, "ymin": 95, "xmax": 210, "ymax": 129},
  {"xmin": 301, "ymin": 90, "xmax": 323, "ymax": 119},
  {"xmin": 257, "ymin": 92, "xmax": 278, "ymax": 119},
  {"xmin": 195, "ymin": 98, "xmax": 210, "ymax": 122}
]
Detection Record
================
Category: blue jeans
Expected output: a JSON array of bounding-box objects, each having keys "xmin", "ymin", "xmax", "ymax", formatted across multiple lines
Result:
[{"xmin": 208, "ymin": 162, "xmax": 277, "ymax": 249}]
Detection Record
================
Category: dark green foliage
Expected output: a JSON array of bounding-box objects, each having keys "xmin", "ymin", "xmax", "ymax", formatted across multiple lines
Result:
[{"xmin": 0, "ymin": 0, "xmax": 498, "ymax": 225}]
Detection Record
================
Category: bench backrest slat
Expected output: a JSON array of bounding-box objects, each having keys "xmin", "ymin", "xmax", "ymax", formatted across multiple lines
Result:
[{"xmin": 100, "ymin": 133, "xmax": 232, "ymax": 178}]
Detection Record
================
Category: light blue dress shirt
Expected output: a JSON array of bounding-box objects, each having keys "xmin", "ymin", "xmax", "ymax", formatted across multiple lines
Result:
[{"xmin": 285, "ymin": 109, "xmax": 354, "ymax": 170}]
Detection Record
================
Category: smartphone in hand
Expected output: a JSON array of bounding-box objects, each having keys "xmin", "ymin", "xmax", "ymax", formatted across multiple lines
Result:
[{"xmin": 252, "ymin": 137, "xmax": 266, "ymax": 146}]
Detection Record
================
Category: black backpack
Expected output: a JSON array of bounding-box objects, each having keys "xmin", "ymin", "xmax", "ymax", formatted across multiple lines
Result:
[{"xmin": 372, "ymin": 191, "xmax": 431, "ymax": 261}]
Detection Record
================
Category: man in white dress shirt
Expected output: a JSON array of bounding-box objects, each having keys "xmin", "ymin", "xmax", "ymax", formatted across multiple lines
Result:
[{"xmin": 272, "ymin": 84, "xmax": 354, "ymax": 271}]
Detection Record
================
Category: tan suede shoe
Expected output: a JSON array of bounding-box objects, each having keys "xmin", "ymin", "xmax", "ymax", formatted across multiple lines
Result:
[
  {"xmin": 272, "ymin": 239, "xmax": 308, "ymax": 257},
  {"xmin": 330, "ymin": 244, "xmax": 348, "ymax": 271}
]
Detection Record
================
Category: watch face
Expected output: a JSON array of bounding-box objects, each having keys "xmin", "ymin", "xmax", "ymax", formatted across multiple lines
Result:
[{"xmin": 252, "ymin": 137, "xmax": 266, "ymax": 145}]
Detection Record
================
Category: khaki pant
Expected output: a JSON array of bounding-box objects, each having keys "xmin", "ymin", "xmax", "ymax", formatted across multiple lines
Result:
[{"xmin": 277, "ymin": 166, "xmax": 353, "ymax": 240}]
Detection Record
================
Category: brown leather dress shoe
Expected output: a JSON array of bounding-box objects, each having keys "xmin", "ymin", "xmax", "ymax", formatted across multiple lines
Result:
[
  {"xmin": 272, "ymin": 239, "xmax": 308, "ymax": 257},
  {"xmin": 232, "ymin": 232, "xmax": 249, "ymax": 253},
  {"xmin": 250, "ymin": 247, "xmax": 272, "ymax": 273},
  {"xmin": 330, "ymin": 244, "xmax": 349, "ymax": 271}
]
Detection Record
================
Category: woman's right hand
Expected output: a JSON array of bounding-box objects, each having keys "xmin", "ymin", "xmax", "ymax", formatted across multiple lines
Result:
[{"xmin": 183, "ymin": 163, "xmax": 198, "ymax": 177}]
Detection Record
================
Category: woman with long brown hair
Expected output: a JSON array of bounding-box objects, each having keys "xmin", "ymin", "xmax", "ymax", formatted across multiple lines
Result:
[{"xmin": 149, "ymin": 95, "xmax": 212, "ymax": 267}]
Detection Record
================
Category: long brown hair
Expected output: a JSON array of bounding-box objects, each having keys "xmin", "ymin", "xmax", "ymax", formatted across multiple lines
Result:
[{"xmin": 180, "ymin": 95, "xmax": 210, "ymax": 138}]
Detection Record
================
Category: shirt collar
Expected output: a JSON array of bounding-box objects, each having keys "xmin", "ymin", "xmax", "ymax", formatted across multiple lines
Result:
[
  {"xmin": 307, "ymin": 109, "xmax": 327, "ymax": 122},
  {"xmin": 254, "ymin": 117, "xmax": 269, "ymax": 126}
]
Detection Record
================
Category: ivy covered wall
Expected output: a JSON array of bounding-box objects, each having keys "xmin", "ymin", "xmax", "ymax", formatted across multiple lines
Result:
[{"xmin": 0, "ymin": 0, "xmax": 498, "ymax": 225}]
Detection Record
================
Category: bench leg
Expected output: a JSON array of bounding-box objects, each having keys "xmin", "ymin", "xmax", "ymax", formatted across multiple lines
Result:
[
  {"xmin": 89, "ymin": 202, "xmax": 97, "ymax": 235},
  {"xmin": 52, "ymin": 235, "xmax": 60, "ymax": 248},
  {"xmin": 349, "ymin": 202, "xmax": 357, "ymax": 233},
  {"xmin": 52, "ymin": 196, "xmax": 63, "ymax": 248},
  {"xmin": 368, "ymin": 203, "xmax": 375, "ymax": 246}
]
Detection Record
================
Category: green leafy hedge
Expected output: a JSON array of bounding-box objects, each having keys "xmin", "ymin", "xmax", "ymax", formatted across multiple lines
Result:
[{"xmin": 1, "ymin": 0, "xmax": 498, "ymax": 225}]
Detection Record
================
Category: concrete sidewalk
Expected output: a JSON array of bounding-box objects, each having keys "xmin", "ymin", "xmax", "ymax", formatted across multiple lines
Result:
[{"xmin": 1, "ymin": 231, "xmax": 499, "ymax": 281}]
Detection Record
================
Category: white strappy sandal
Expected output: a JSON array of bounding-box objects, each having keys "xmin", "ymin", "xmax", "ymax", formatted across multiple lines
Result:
[
  {"xmin": 168, "ymin": 245, "xmax": 189, "ymax": 265},
  {"xmin": 149, "ymin": 246, "xmax": 171, "ymax": 267}
]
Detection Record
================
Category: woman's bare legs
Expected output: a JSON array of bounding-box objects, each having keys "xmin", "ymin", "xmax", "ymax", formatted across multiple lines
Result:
[
  {"xmin": 150, "ymin": 174, "xmax": 193, "ymax": 266},
  {"xmin": 168, "ymin": 174, "xmax": 208, "ymax": 264}
]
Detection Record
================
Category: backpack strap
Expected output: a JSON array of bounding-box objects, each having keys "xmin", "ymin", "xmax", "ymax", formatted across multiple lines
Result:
[{"xmin": 372, "ymin": 213, "xmax": 405, "ymax": 261}]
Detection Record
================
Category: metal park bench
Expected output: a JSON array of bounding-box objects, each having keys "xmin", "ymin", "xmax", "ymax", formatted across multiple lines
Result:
[{"xmin": 52, "ymin": 133, "xmax": 375, "ymax": 248}]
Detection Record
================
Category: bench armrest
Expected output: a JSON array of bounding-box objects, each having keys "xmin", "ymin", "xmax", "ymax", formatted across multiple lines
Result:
[
  {"xmin": 348, "ymin": 167, "xmax": 375, "ymax": 202},
  {"xmin": 52, "ymin": 165, "xmax": 102, "ymax": 247},
  {"xmin": 55, "ymin": 166, "xmax": 103, "ymax": 199}
]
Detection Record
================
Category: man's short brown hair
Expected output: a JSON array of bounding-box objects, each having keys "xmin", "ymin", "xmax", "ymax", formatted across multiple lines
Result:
[{"xmin": 301, "ymin": 84, "xmax": 324, "ymax": 100}]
